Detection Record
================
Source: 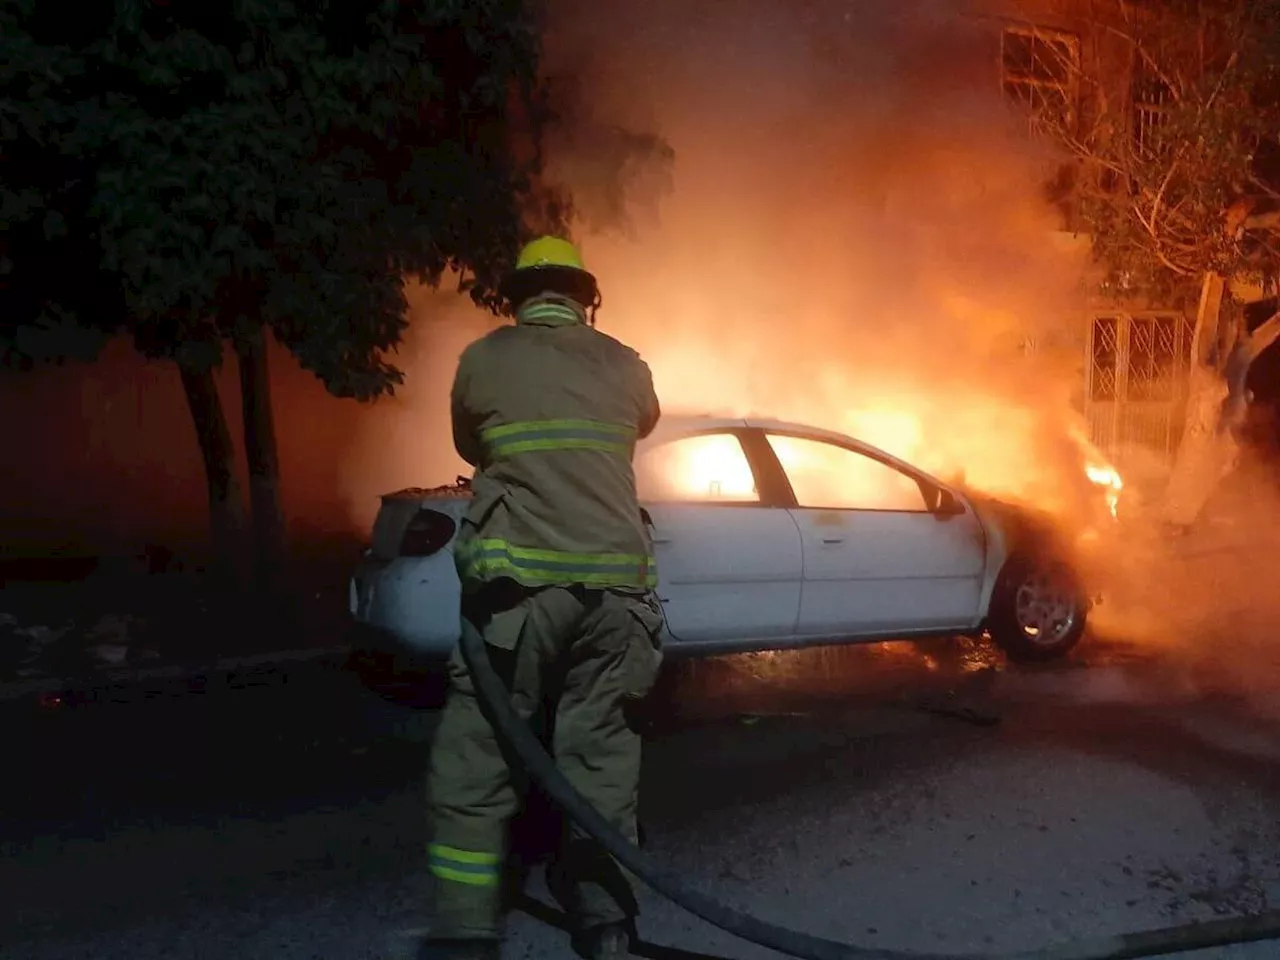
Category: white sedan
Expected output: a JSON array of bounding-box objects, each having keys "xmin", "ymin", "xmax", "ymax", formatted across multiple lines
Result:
[{"xmin": 347, "ymin": 416, "xmax": 1100, "ymax": 676}]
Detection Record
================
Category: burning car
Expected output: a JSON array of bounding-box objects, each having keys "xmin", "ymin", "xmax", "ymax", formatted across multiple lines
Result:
[{"xmin": 348, "ymin": 415, "xmax": 1105, "ymax": 675}]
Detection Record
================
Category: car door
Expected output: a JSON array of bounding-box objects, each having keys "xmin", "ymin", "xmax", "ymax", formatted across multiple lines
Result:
[
  {"xmin": 759, "ymin": 429, "xmax": 987, "ymax": 637},
  {"xmin": 634, "ymin": 428, "xmax": 803, "ymax": 646}
]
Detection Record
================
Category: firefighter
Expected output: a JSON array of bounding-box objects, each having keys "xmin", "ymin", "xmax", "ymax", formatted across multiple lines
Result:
[{"xmin": 415, "ymin": 236, "xmax": 665, "ymax": 960}]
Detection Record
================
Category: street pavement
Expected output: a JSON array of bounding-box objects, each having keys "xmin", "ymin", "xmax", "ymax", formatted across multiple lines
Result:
[{"xmin": 2, "ymin": 636, "xmax": 1280, "ymax": 960}]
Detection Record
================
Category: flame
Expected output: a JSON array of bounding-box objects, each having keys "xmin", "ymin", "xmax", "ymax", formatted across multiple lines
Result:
[
  {"xmin": 768, "ymin": 432, "xmax": 933, "ymax": 511},
  {"xmin": 339, "ymin": 0, "xmax": 1125, "ymax": 545},
  {"xmin": 641, "ymin": 432, "xmax": 758, "ymax": 500},
  {"xmin": 1085, "ymin": 461, "xmax": 1124, "ymax": 519},
  {"xmin": 650, "ymin": 402, "xmax": 1124, "ymax": 524}
]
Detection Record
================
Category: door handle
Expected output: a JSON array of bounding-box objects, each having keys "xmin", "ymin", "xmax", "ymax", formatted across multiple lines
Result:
[
  {"xmin": 652, "ymin": 536, "xmax": 673, "ymax": 545},
  {"xmin": 821, "ymin": 537, "xmax": 844, "ymax": 545}
]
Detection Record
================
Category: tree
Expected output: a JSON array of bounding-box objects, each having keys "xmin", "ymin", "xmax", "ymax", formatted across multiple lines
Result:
[
  {"xmin": 1016, "ymin": 0, "xmax": 1280, "ymax": 527},
  {"xmin": 2, "ymin": 0, "xmax": 583, "ymax": 585}
]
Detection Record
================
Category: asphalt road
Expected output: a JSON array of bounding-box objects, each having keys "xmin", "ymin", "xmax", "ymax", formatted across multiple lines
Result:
[{"xmin": 3, "ymin": 637, "xmax": 1280, "ymax": 960}]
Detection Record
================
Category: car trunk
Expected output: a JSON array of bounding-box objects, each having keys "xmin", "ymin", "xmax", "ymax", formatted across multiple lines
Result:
[{"xmin": 368, "ymin": 486, "xmax": 472, "ymax": 561}]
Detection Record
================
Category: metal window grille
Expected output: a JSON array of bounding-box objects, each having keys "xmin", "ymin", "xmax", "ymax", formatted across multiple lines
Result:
[
  {"xmin": 1084, "ymin": 312, "xmax": 1194, "ymax": 467},
  {"xmin": 1131, "ymin": 56, "xmax": 1172, "ymax": 158},
  {"xmin": 1001, "ymin": 25, "xmax": 1080, "ymax": 137}
]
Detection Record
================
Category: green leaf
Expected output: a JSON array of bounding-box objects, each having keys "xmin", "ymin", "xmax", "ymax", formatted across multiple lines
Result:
[{"xmin": 2, "ymin": 0, "xmax": 665, "ymax": 404}]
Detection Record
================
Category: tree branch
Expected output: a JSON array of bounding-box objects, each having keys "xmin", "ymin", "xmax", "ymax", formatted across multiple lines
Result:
[
  {"xmin": 1245, "ymin": 310, "xmax": 1280, "ymax": 365},
  {"xmin": 1101, "ymin": 14, "xmax": 1185, "ymax": 105},
  {"xmin": 1201, "ymin": 49, "xmax": 1240, "ymax": 114},
  {"xmin": 1131, "ymin": 199, "xmax": 1197, "ymax": 275},
  {"xmin": 1243, "ymin": 210, "xmax": 1280, "ymax": 232},
  {"xmin": 1246, "ymin": 174, "xmax": 1280, "ymax": 204},
  {"xmin": 1146, "ymin": 150, "xmax": 1184, "ymax": 237}
]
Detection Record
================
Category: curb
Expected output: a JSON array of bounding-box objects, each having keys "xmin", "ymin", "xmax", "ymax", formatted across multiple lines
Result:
[{"xmin": 0, "ymin": 644, "xmax": 353, "ymax": 704}]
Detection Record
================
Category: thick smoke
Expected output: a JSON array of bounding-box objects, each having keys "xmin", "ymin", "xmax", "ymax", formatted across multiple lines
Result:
[
  {"xmin": 330, "ymin": 0, "xmax": 1280, "ymax": 722},
  {"xmin": 341, "ymin": 0, "xmax": 1103, "ymax": 527}
]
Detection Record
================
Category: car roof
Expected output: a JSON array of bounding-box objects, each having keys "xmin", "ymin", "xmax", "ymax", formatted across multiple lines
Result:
[
  {"xmin": 386, "ymin": 413, "xmax": 952, "ymax": 501},
  {"xmin": 644, "ymin": 413, "xmax": 858, "ymax": 447},
  {"xmin": 643, "ymin": 413, "xmax": 943, "ymax": 485}
]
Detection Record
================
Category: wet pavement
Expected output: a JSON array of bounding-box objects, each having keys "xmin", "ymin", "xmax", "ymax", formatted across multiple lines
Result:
[{"xmin": 3, "ymin": 633, "xmax": 1280, "ymax": 959}]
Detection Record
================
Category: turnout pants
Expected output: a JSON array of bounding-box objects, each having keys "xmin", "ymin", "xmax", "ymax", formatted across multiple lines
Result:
[{"xmin": 424, "ymin": 582, "xmax": 665, "ymax": 941}]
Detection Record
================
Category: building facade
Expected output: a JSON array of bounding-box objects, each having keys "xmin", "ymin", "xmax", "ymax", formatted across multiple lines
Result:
[{"xmin": 966, "ymin": 0, "xmax": 1198, "ymax": 479}]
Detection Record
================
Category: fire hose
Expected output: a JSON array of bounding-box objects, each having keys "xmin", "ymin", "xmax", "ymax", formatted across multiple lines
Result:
[{"xmin": 458, "ymin": 619, "xmax": 1280, "ymax": 960}]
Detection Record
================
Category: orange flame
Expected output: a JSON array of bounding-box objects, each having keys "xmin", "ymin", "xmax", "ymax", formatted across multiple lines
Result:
[
  {"xmin": 651, "ymin": 405, "xmax": 1124, "ymax": 523},
  {"xmin": 642, "ymin": 433, "xmax": 758, "ymax": 500},
  {"xmin": 1085, "ymin": 462, "xmax": 1124, "ymax": 519}
]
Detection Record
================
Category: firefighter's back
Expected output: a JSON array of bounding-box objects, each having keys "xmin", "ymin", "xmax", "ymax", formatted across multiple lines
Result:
[{"xmin": 454, "ymin": 317, "xmax": 659, "ymax": 590}]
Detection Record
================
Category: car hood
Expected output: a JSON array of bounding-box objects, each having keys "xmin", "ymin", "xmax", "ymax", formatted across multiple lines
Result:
[{"xmin": 962, "ymin": 485, "xmax": 1114, "ymax": 567}]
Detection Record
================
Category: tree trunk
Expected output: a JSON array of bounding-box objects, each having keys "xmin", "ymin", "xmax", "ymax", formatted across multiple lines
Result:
[
  {"xmin": 1161, "ymin": 272, "xmax": 1280, "ymax": 529},
  {"xmin": 236, "ymin": 326, "xmax": 289, "ymax": 590},
  {"xmin": 179, "ymin": 361, "xmax": 248, "ymax": 587},
  {"xmin": 1162, "ymin": 272, "xmax": 1231, "ymax": 529},
  {"xmin": 1161, "ymin": 362, "xmax": 1237, "ymax": 528}
]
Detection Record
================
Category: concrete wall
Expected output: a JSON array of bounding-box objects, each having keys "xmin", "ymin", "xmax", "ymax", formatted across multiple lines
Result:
[{"xmin": 0, "ymin": 337, "xmax": 373, "ymax": 559}]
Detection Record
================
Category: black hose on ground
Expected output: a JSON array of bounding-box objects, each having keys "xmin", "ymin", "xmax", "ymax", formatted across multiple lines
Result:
[{"xmin": 459, "ymin": 619, "xmax": 1280, "ymax": 960}]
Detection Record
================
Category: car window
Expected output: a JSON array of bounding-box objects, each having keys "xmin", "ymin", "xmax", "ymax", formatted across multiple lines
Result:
[
  {"xmin": 766, "ymin": 433, "xmax": 929, "ymax": 512},
  {"xmin": 635, "ymin": 433, "xmax": 761, "ymax": 503}
]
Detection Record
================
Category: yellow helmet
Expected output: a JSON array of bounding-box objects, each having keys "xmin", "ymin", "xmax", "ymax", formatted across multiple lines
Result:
[
  {"xmin": 514, "ymin": 236, "xmax": 587, "ymax": 272},
  {"xmin": 500, "ymin": 235, "xmax": 600, "ymax": 313}
]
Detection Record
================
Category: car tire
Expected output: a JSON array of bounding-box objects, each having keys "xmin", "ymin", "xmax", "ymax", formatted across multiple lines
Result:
[{"xmin": 987, "ymin": 553, "xmax": 1087, "ymax": 664}]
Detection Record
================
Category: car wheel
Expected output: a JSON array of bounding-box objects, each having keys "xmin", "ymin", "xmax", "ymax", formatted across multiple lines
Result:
[{"xmin": 987, "ymin": 553, "xmax": 1087, "ymax": 663}]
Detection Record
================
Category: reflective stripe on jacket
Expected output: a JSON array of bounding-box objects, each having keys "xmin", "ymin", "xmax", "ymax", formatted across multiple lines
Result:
[
  {"xmin": 450, "ymin": 295, "xmax": 661, "ymax": 591},
  {"xmin": 480, "ymin": 418, "xmax": 636, "ymax": 458}
]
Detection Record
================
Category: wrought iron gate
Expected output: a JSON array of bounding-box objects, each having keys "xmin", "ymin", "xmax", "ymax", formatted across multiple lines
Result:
[{"xmin": 1084, "ymin": 312, "xmax": 1195, "ymax": 469}]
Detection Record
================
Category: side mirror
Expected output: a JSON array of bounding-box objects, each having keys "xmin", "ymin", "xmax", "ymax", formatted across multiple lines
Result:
[{"xmin": 934, "ymin": 488, "xmax": 966, "ymax": 518}]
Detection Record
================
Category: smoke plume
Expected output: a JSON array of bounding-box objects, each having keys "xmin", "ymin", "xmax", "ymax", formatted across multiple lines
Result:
[
  {"xmin": 341, "ymin": 0, "xmax": 1102, "ymax": 527},
  {"xmin": 335, "ymin": 0, "xmax": 1280, "ymax": 723}
]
